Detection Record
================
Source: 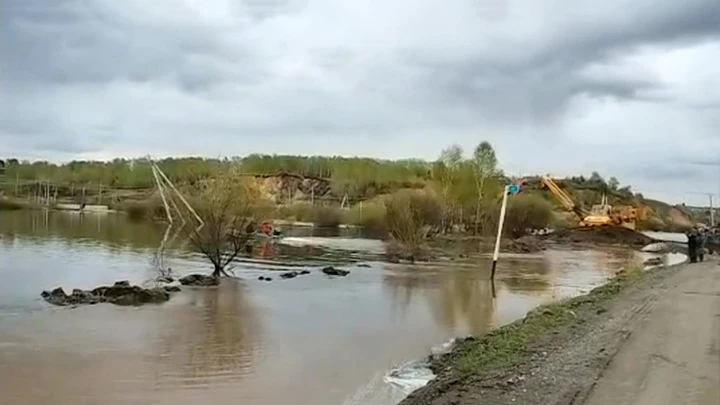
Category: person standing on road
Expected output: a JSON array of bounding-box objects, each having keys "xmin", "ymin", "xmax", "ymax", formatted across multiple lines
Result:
[
  {"xmin": 698, "ymin": 228, "xmax": 708, "ymax": 262},
  {"xmin": 687, "ymin": 229, "xmax": 698, "ymax": 263}
]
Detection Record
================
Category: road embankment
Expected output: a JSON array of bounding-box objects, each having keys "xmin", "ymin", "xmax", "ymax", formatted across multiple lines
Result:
[{"xmin": 400, "ymin": 257, "xmax": 718, "ymax": 405}]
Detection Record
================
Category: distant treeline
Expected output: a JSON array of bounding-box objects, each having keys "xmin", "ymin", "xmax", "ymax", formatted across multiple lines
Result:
[{"xmin": 1, "ymin": 155, "xmax": 433, "ymax": 198}]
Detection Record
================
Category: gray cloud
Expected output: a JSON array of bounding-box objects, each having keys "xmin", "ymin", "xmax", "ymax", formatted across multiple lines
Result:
[{"xmin": 1, "ymin": 0, "xmax": 720, "ymax": 204}]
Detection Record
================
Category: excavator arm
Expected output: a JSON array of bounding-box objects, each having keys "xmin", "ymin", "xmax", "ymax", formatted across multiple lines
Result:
[{"xmin": 541, "ymin": 176, "xmax": 587, "ymax": 221}]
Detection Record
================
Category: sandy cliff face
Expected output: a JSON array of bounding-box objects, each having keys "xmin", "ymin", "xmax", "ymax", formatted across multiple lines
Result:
[{"xmin": 254, "ymin": 173, "xmax": 333, "ymax": 202}]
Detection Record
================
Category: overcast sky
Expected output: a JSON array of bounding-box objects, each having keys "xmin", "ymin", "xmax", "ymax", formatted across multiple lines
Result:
[{"xmin": 2, "ymin": 0, "xmax": 719, "ymax": 205}]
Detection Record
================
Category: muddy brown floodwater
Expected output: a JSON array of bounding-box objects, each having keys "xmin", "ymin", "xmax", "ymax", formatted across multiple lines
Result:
[{"xmin": 0, "ymin": 211, "xmax": 645, "ymax": 405}]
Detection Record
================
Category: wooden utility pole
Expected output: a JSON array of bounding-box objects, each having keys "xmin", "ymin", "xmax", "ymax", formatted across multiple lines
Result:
[{"xmin": 709, "ymin": 194, "xmax": 715, "ymax": 227}]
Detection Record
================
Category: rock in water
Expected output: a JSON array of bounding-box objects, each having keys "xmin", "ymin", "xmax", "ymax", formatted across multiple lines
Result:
[
  {"xmin": 280, "ymin": 271, "xmax": 299, "ymax": 279},
  {"xmin": 41, "ymin": 287, "xmax": 70, "ymax": 306},
  {"xmin": 107, "ymin": 286, "xmax": 169, "ymax": 306},
  {"xmin": 41, "ymin": 281, "xmax": 178, "ymax": 307},
  {"xmin": 321, "ymin": 266, "xmax": 350, "ymax": 277},
  {"xmin": 179, "ymin": 274, "xmax": 220, "ymax": 286}
]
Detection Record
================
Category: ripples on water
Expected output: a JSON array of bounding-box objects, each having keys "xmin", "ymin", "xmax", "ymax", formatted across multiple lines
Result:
[{"xmin": 0, "ymin": 211, "xmax": 654, "ymax": 405}]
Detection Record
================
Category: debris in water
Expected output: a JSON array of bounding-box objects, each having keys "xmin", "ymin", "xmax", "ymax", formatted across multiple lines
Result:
[
  {"xmin": 179, "ymin": 274, "xmax": 219, "ymax": 286},
  {"xmin": 322, "ymin": 266, "xmax": 350, "ymax": 277}
]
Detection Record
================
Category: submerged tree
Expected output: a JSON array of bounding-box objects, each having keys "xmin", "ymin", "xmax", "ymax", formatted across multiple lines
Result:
[{"xmin": 184, "ymin": 170, "xmax": 269, "ymax": 277}]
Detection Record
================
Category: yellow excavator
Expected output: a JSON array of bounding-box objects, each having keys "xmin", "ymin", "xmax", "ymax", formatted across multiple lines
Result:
[{"xmin": 541, "ymin": 176, "xmax": 639, "ymax": 230}]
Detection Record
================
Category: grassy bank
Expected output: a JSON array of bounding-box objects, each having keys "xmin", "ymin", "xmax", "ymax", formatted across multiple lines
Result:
[{"xmin": 430, "ymin": 265, "xmax": 646, "ymax": 375}]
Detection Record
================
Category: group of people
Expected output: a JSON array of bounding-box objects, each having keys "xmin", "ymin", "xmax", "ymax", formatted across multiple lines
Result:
[{"xmin": 687, "ymin": 227, "xmax": 712, "ymax": 263}]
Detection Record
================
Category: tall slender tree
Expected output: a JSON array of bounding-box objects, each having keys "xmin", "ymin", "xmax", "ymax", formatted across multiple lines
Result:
[{"xmin": 471, "ymin": 141, "xmax": 498, "ymax": 234}]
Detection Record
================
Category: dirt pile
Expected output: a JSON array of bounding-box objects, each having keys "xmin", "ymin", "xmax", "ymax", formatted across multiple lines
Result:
[{"xmin": 543, "ymin": 226, "xmax": 654, "ymax": 246}]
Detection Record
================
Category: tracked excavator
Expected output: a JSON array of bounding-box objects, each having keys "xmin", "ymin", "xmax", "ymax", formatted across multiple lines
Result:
[{"xmin": 541, "ymin": 176, "xmax": 639, "ymax": 230}]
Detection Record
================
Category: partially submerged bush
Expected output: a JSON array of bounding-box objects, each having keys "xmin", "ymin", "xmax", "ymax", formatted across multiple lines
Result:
[
  {"xmin": 277, "ymin": 202, "xmax": 315, "ymax": 223},
  {"xmin": 311, "ymin": 205, "xmax": 342, "ymax": 228},
  {"xmin": 385, "ymin": 239, "xmax": 433, "ymax": 263},
  {"xmin": 182, "ymin": 170, "xmax": 270, "ymax": 277},
  {"xmin": 343, "ymin": 198, "xmax": 387, "ymax": 234},
  {"xmin": 383, "ymin": 189, "xmax": 443, "ymax": 261},
  {"xmin": 124, "ymin": 201, "xmax": 149, "ymax": 221},
  {"xmin": 277, "ymin": 202, "xmax": 342, "ymax": 227}
]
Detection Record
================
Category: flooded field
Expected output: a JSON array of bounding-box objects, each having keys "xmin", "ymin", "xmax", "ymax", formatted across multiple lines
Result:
[{"xmin": 0, "ymin": 211, "xmax": 648, "ymax": 405}]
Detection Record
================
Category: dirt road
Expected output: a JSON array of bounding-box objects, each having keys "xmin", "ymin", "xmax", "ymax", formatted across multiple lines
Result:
[
  {"xmin": 400, "ymin": 258, "xmax": 719, "ymax": 405},
  {"xmin": 583, "ymin": 260, "xmax": 720, "ymax": 405}
]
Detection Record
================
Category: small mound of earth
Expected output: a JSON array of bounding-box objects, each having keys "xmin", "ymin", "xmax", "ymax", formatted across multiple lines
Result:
[
  {"xmin": 41, "ymin": 280, "xmax": 178, "ymax": 307},
  {"xmin": 543, "ymin": 226, "xmax": 654, "ymax": 246},
  {"xmin": 179, "ymin": 274, "xmax": 220, "ymax": 286}
]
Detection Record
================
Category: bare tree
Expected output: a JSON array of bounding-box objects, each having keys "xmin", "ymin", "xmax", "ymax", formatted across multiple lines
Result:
[{"xmin": 183, "ymin": 171, "xmax": 265, "ymax": 277}]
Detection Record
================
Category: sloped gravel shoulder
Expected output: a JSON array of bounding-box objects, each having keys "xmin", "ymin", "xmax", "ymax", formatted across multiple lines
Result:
[{"xmin": 399, "ymin": 262, "xmax": 684, "ymax": 405}]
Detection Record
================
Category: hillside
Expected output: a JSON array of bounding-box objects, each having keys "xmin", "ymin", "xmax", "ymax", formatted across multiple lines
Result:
[{"xmin": 1, "ymin": 151, "xmax": 696, "ymax": 231}]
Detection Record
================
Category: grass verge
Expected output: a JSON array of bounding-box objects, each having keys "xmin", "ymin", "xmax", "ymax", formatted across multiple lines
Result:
[{"xmin": 448, "ymin": 265, "xmax": 646, "ymax": 374}]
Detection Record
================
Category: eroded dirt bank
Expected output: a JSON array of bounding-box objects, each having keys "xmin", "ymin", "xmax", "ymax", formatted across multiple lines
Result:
[{"xmin": 400, "ymin": 259, "xmax": 719, "ymax": 405}]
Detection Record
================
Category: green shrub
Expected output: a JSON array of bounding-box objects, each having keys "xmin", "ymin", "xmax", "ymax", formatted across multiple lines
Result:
[
  {"xmin": 504, "ymin": 194, "xmax": 554, "ymax": 238},
  {"xmin": 383, "ymin": 189, "xmax": 443, "ymax": 260},
  {"xmin": 124, "ymin": 201, "xmax": 149, "ymax": 221},
  {"xmin": 311, "ymin": 205, "xmax": 342, "ymax": 227},
  {"xmin": 482, "ymin": 194, "xmax": 555, "ymax": 238},
  {"xmin": 343, "ymin": 198, "xmax": 387, "ymax": 233},
  {"xmin": 277, "ymin": 202, "xmax": 315, "ymax": 222}
]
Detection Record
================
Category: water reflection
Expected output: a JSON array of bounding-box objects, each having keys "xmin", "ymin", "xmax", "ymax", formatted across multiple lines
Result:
[
  {"xmin": 0, "ymin": 210, "xmax": 648, "ymax": 405},
  {"xmin": 0, "ymin": 210, "xmax": 166, "ymax": 250},
  {"xmin": 154, "ymin": 280, "xmax": 263, "ymax": 388},
  {"xmin": 383, "ymin": 259, "xmax": 544, "ymax": 337}
]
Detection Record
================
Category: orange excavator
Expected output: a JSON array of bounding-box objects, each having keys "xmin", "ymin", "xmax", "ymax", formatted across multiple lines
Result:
[{"xmin": 541, "ymin": 176, "xmax": 639, "ymax": 230}]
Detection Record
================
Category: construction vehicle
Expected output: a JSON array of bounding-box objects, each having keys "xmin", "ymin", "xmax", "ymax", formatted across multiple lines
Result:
[{"xmin": 540, "ymin": 176, "xmax": 638, "ymax": 230}]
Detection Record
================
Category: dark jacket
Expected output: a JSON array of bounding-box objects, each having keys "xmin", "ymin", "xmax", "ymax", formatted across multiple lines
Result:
[{"xmin": 687, "ymin": 233, "xmax": 698, "ymax": 252}]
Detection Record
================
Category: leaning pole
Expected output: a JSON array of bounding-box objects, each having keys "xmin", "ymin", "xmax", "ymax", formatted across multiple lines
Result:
[{"xmin": 490, "ymin": 181, "xmax": 523, "ymax": 282}]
